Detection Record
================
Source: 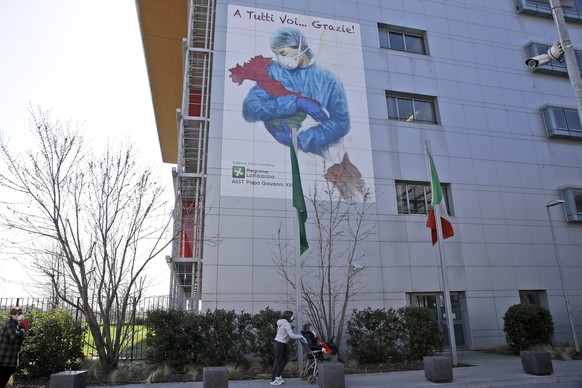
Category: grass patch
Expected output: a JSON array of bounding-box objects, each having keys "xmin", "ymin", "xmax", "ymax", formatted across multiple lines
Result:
[{"xmin": 83, "ymin": 324, "xmax": 149, "ymax": 360}]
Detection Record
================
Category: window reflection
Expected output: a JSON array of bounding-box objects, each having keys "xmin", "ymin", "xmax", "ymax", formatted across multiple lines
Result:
[
  {"xmin": 378, "ymin": 25, "xmax": 427, "ymax": 55},
  {"xmin": 574, "ymin": 190, "xmax": 582, "ymax": 215},
  {"xmin": 542, "ymin": 106, "xmax": 582, "ymax": 138},
  {"xmin": 396, "ymin": 181, "xmax": 451, "ymax": 215},
  {"xmin": 386, "ymin": 94, "xmax": 437, "ymax": 123}
]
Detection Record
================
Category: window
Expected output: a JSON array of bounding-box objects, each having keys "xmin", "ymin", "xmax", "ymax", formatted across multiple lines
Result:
[
  {"xmin": 542, "ymin": 105, "xmax": 582, "ymax": 139},
  {"xmin": 378, "ymin": 24, "xmax": 427, "ymax": 54},
  {"xmin": 386, "ymin": 92, "xmax": 437, "ymax": 123},
  {"xmin": 396, "ymin": 181, "xmax": 452, "ymax": 215},
  {"xmin": 560, "ymin": 187, "xmax": 582, "ymax": 222},
  {"xmin": 517, "ymin": 0, "xmax": 582, "ymax": 21},
  {"xmin": 519, "ymin": 290, "xmax": 548, "ymax": 308},
  {"xmin": 564, "ymin": 0, "xmax": 582, "ymax": 16},
  {"xmin": 517, "ymin": 0, "xmax": 551, "ymax": 12},
  {"xmin": 173, "ymin": 261, "xmax": 197, "ymax": 298}
]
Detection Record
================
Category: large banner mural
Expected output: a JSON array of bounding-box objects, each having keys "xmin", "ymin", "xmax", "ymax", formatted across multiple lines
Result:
[{"xmin": 222, "ymin": 5, "xmax": 374, "ymax": 202}]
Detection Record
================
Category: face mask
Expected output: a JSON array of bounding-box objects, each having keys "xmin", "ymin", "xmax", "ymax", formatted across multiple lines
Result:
[
  {"xmin": 290, "ymin": 315, "xmax": 294, "ymax": 322},
  {"xmin": 16, "ymin": 314, "xmax": 24, "ymax": 321},
  {"xmin": 276, "ymin": 35, "xmax": 309, "ymax": 70}
]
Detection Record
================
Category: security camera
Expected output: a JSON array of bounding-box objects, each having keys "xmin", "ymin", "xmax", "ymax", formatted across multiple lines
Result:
[
  {"xmin": 525, "ymin": 54, "xmax": 552, "ymax": 69},
  {"xmin": 525, "ymin": 42, "xmax": 564, "ymax": 69}
]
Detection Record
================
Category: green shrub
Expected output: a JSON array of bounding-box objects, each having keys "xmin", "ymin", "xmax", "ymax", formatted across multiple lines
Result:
[
  {"xmin": 144, "ymin": 306, "xmax": 439, "ymax": 370},
  {"xmin": 145, "ymin": 308, "xmax": 255, "ymax": 369},
  {"xmin": 144, "ymin": 309, "xmax": 199, "ymax": 369},
  {"xmin": 346, "ymin": 307, "xmax": 444, "ymax": 364},
  {"xmin": 346, "ymin": 307, "xmax": 404, "ymax": 364},
  {"xmin": 193, "ymin": 309, "xmax": 254, "ymax": 366},
  {"xmin": 503, "ymin": 304, "xmax": 554, "ymax": 354},
  {"xmin": 19, "ymin": 310, "xmax": 85, "ymax": 377},
  {"xmin": 249, "ymin": 307, "xmax": 281, "ymax": 367},
  {"xmin": 399, "ymin": 306, "xmax": 443, "ymax": 360}
]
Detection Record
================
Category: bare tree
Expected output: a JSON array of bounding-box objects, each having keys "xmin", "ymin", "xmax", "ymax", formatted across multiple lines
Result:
[
  {"xmin": 272, "ymin": 179, "xmax": 376, "ymax": 348},
  {"xmin": 0, "ymin": 108, "xmax": 174, "ymax": 372}
]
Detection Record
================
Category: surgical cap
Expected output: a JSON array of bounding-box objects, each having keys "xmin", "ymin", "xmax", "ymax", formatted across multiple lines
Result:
[{"xmin": 270, "ymin": 27, "xmax": 313, "ymax": 59}]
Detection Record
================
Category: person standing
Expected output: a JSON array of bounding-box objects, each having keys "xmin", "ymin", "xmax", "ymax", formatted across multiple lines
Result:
[
  {"xmin": 271, "ymin": 310, "xmax": 304, "ymax": 386},
  {"xmin": 0, "ymin": 307, "xmax": 26, "ymax": 388}
]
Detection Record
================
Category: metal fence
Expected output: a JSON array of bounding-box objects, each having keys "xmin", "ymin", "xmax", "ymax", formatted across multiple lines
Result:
[{"xmin": 0, "ymin": 296, "xmax": 172, "ymax": 361}]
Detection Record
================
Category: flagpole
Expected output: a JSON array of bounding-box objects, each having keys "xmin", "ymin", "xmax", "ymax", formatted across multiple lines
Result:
[
  {"xmin": 425, "ymin": 140, "xmax": 458, "ymax": 366},
  {"xmin": 292, "ymin": 127, "xmax": 303, "ymax": 373}
]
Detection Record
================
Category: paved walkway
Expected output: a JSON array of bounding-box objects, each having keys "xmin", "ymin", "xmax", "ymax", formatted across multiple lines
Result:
[{"xmin": 89, "ymin": 351, "xmax": 582, "ymax": 387}]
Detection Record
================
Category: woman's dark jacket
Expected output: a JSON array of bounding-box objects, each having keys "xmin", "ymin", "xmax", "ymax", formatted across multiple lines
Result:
[{"xmin": 0, "ymin": 318, "xmax": 24, "ymax": 367}]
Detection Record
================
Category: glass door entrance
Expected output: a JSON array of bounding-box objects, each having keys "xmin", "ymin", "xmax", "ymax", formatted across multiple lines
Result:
[{"xmin": 410, "ymin": 293, "xmax": 467, "ymax": 348}]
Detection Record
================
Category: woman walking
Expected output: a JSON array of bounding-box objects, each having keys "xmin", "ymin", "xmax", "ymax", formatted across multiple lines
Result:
[{"xmin": 271, "ymin": 310, "xmax": 304, "ymax": 386}]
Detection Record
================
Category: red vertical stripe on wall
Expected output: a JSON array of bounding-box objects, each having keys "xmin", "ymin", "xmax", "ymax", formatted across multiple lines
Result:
[
  {"xmin": 188, "ymin": 89, "xmax": 202, "ymax": 117},
  {"xmin": 180, "ymin": 199, "xmax": 195, "ymax": 258}
]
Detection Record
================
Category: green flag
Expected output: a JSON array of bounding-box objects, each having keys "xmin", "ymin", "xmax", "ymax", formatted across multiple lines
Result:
[{"xmin": 290, "ymin": 144, "xmax": 309, "ymax": 254}]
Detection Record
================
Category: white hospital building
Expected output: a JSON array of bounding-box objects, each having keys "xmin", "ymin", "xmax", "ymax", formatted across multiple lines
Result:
[{"xmin": 136, "ymin": 0, "xmax": 582, "ymax": 350}]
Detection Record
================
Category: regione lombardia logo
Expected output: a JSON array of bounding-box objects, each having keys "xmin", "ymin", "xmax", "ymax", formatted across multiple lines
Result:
[{"xmin": 232, "ymin": 166, "xmax": 245, "ymax": 178}]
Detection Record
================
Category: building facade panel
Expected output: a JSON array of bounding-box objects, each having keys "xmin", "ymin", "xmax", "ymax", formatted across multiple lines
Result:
[{"xmin": 138, "ymin": 0, "xmax": 582, "ymax": 350}]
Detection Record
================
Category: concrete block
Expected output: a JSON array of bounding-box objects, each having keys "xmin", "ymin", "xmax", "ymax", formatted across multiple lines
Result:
[
  {"xmin": 203, "ymin": 366, "xmax": 229, "ymax": 388},
  {"xmin": 49, "ymin": 370, "xmax": 88, "ymax": 388},
  {"xmin": 423, "ymin": 356, "xmax": 453, "ymax": 383},
  {"xmin": 318, "ymin": 361, "xmax": 345, "ymax": 388},
  {"xmin": 520, "ymin": 350, "xmax": 553, "ymax": 375}
]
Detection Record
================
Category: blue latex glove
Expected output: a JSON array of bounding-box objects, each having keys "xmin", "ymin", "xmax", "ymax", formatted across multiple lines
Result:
[
  {"xmin": 264, "ymin": 121, "xmax": 291, "ymax": 147},
  {"xmin": 296, "ymin": 98, "xmax": 329, "ymax": 122}
]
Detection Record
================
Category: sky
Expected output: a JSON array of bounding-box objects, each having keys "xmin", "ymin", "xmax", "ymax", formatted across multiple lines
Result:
[{"xmin": 0, "ymin": 1, "xmax": 174, "ymax": 297}]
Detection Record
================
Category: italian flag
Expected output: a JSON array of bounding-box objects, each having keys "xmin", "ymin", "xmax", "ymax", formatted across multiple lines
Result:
[
  {"xmin": 426, "ymin": 149, "xmax": 454, "ymax": 245},
  {"xmin": 291, "ymin": 143, "xmax": 309, "ymax": 254}
]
